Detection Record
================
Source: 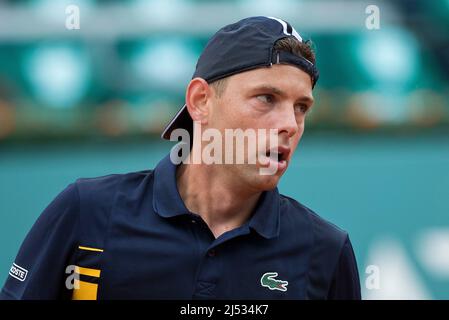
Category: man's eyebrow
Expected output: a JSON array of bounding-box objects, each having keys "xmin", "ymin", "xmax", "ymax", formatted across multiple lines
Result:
[{"xmin": 251, "ymin": 85, "xmax": 314, "ymax": 104}]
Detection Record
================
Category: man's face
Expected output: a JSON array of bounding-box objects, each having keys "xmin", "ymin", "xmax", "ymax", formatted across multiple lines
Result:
[{"xmin": 206, "ymin": 63, "xmax": 314, "ymax": 191}]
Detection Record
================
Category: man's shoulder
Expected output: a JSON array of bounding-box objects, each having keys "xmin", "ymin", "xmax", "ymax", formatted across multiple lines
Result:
[
  {"xmin": 69, "ymin": 170, "xmax": 155, "ymax": 244},
  {"xmin": 74, "ymin": 169, "xmax": 154, "ymax": 200},
  {"xmin": 70, "ymin": 170, "xmax": 155, "ymax": 224},
  {"xmin": 279, "ymin": 193, "xmax": 348, "ymax": 245}
]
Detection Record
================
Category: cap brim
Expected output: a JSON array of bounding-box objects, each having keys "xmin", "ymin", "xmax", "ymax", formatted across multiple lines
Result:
[{"xmin": 161, "ymin": 104, "xmax": 193, "ymax": 140}]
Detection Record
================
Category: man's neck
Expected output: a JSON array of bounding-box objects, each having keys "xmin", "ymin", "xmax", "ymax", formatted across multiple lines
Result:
[{"xmin": 176, "ymin": 163, "xmax": 261, "ymax": 239}]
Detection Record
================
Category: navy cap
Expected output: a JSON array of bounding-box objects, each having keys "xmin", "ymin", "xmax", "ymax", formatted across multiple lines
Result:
[{"xmin": 161, "ymin": 16, "xmax": 319, "ymax": 140}]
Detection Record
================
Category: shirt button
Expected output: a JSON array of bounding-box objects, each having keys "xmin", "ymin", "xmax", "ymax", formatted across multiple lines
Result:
[
  {"xmin": 191, "ymin": 219, "xmax": 196, "ymax": 224},
  {"xmin": 208, "ymin": 249, "xmax": 216, "ymax": 257}
]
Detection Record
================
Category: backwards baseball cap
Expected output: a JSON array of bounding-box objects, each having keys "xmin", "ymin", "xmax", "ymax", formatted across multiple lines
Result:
[{"xmin": 161, "ymin": 16, "xmax": 319, "ymax": 140}]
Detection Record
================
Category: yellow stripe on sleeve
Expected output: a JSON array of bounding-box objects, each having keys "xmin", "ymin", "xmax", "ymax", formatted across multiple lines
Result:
[
  {"xmin": 78, "ymin": 245, "xmax": 104, "ymax": 253},
  {"xmin": 72, "ymin": 279, "xmax": 99, "ymax": 300},
  {"xmin": 75, "ymin": 266, "xmax": 101, "ymax": 278}
]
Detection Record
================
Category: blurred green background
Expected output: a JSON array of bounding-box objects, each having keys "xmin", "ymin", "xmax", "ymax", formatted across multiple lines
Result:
[{"xmin": 0, "ymin": 0, "xmax": 448, "ymax": 299}]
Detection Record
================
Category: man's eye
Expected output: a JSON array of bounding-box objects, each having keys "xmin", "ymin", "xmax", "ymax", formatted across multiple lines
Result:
[
  {"xmin": 257, "ymin": 94, "xmax": 274, "ymax": 104},
  {"xmin": 295, "ymin": 104, "xmax": 309, "ymax": 114}
]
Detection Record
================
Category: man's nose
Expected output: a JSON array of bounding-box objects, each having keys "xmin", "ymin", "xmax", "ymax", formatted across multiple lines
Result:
[{"xmin": 277, "ymin": 104, "xmax": 299, "ymax": 138}]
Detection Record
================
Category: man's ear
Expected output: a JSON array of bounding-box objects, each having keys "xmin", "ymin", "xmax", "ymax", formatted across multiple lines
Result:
[{"xmin": 185, "ymin": 77, "xmax": 211, "ymax": 125}]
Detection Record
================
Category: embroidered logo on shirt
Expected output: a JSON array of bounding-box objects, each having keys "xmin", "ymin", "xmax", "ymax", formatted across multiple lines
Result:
[
  {"xmin": 260, "ymin": 272, "xmax": 288, "ymax": 292},
  {"xmin": 9, "ymin": 263, "xmax": 28, "ymax": 282}
]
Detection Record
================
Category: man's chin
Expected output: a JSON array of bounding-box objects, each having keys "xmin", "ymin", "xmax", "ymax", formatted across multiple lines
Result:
[
  {"xmin": 236, "ymin": 164, "xmax": 284, "ymax": 191},
  {"xmin": 253, "ymin": 173, "xmax": 282, "ymax": 191}
]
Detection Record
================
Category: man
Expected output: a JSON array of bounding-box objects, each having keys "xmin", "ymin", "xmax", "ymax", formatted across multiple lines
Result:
[{"xmin": 0, "ymin": 16, "xmax": 361, "ymax": 300}]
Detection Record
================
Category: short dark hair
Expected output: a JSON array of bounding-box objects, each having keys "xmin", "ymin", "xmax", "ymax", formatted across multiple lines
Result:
[
  {"xmin": 273, "ymin": 36, "xmax": 316, "ymax": 65},
  {"xmin": 209, "ymin": 36, "xmax": 316, "ymax": 97}
]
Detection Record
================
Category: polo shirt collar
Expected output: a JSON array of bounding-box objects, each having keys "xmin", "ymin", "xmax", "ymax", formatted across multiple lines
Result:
[
  {"xmin": 248, "ymin": 187, "xmax": 281, "ymax": 239},
  {"xmin": 152, "ymin": 154, "xmax": 190, "ymax": 217},
  {"xmin": 152, "ymin": 154, "xmax": 281, "ymax": 239}
]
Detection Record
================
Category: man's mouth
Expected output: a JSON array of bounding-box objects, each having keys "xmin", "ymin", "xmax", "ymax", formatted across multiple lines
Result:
[
  {"xmin": 258, "ymin": 145, "xmax": 291, "ymax": 174},
  {"xmin": 265, "ymin": 145, "xmax": 291, "ymax": 163}
]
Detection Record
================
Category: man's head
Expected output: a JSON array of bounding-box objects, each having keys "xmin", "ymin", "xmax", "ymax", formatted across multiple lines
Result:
[{"xmin": 163, "ymin": 16, "xmax": 318, "ymax": 191}]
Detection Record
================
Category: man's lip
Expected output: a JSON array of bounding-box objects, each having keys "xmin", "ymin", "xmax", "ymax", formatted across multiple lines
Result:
[
  {"xmin": 258, "ymin": 157, "xmax": 289, "ymax": 173},
  {"xmin": 258, "ymin": 145, "xmax": 291, "ymax": 172},
  {"xmin": 266, "ymin": 145, "xmax": 291, "ymax": 161},
  {"xmin": 278, "ymin": 145, "xmax": 291, "ymax": 161}
]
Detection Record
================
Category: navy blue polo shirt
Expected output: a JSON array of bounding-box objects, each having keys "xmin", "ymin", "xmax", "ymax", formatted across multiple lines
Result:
[{"xmin": 0, "ymin": 154, "xmax": 361, "ymax": 300}]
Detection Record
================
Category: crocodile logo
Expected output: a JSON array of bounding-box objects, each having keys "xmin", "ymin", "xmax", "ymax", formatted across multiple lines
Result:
[{"xmin": 260, "ymin": 272, "xmax": 288, "ymax": 292}]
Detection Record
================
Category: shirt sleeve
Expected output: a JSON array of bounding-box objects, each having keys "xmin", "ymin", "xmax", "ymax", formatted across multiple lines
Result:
[
  {"xmin": 327, "ymin": 235, "xmax": 362, "ymax": 300},
  {"xmin": 0, "ymin": 183, "xmax": 80, "ymax": 300}
]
